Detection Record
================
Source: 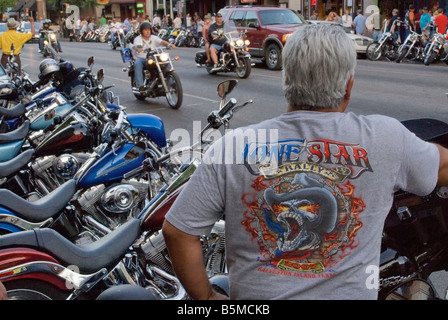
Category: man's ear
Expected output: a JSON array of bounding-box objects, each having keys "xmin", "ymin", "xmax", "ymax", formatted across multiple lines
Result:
[{"xmin": 340, "ymin": 76, "xmax": 354, "ymax": 112}]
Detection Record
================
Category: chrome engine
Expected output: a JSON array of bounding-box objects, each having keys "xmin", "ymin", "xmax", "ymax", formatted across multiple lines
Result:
[
  {"xmin": 31, "ymin": 153, "xmax": 90, "ymax": 194},
  {"xmin": 135, "ymin": 219, "xmax": 227, "ymax": 299},
  {"xmin": 77, "ymin": 179, "xmax": 150, "ymax": 237}
]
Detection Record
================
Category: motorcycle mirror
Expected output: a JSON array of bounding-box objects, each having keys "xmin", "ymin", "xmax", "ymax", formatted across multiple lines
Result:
[
  {"xmin": 97, "ymin": 69, "xmax": 104, "ymax": 82},
  {"xmin": 88, "ymin": 56, "xmax": 95, "ymax": 67},
  {"xmin": 217, "ymin": 79, "xmax": 238, "ymax": 99},
  {"xmin": 384, "ymin": 279, "xmax": 436, "ymax": 300}
]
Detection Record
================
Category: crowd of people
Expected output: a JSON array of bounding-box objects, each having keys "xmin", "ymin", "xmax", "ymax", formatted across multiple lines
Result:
[
  {"xmin": 307, "ymin": 5, "xmax": 448, "ymax": 42},
  {"xmin": 59, "ymin": 11, "xmax": 217, "ymax": 42}
]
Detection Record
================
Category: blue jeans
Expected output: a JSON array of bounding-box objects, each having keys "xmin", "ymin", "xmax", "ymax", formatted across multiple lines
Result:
[{"xmin": 134, "ymin": 58, "xmax": 147, "ymax": 87}]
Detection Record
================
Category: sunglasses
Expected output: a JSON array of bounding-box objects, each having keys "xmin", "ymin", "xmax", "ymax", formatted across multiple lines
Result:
[{"xmin": 216, "ymin": 15, "xmax": 222, "ymax": 17}]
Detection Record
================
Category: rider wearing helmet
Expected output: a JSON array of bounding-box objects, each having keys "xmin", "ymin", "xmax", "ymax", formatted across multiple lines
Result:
[{"xmin": 131, "ymin": 22, "xmax": 174, "ymax": 90}]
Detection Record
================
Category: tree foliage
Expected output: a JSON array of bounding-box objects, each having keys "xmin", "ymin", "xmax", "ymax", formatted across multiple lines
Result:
[{"xmin": 0, "ymin": 0, "xmax": 20, "ymax": 13}]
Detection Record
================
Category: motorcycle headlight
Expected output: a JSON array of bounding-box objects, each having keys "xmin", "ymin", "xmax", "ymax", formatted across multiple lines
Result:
[
  {"xmin": 147, "ymin": 58, "xmax": 155, "ymax": 65},
  {"xmin": 230, "ymin": 41, "xmax": 235, "ymax": 47},
  {"xmin": 245, "ymin": 40, "xmax": 250, "ymax": 46},
  {"xmin": 50, "ymin": 34, "xmax": 56, "ymax": 40},
  {"xmin": 236, "ymin": 39, "xmax": 244, "ymax": 47},
  {"xmin": 159, "ymin": 52, "xmax": 169, "ymax": 62},
  {"xmin": 43, "ymin": 40, "xmax": 48, "ymax": 45}
]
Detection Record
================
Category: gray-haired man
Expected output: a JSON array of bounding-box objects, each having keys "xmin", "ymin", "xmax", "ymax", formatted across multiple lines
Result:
[{"xmin": 163, "ymin": 23, "xmax": 448, "ymax": 300}]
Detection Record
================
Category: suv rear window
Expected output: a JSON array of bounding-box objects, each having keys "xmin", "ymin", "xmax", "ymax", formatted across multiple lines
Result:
[{"xmin": 258, "ymin": 9, "xmax": 305, "ymax": 25}]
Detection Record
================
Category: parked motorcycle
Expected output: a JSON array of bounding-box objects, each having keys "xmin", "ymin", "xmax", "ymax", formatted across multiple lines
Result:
[
  {"xmin": 423, "ymin": 32, "xmax": 446, "ymax": 65},
  {"xmin": 195, "ymin": 23, "xmax": 252, "ymax": 79},
  {"xmin": 395, "ymin": 26, "xmax": 425, "ymax": 63},
  {"xmin": 366, "ymin": 18, "xmax": 401, "ymax": 61},
  {"xmin": 0, "ymin": 79, "xmax": 252, "ymax": 300},
  {"xmin": 123, "ymin": 46, "xmax": 183, "ymax": 109}
]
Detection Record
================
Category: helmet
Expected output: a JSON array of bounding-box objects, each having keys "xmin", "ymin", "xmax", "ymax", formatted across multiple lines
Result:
[
  {"xmin": 139, "ymin": 22, "xmax": 153, "ymax": 34},
  {"xmin": 59, "ymin": 61, "xmax": 80, "ymax": 83},
  {"xmin": 38, "ymin": 58, "xmax": 60, "ymax": 79}
]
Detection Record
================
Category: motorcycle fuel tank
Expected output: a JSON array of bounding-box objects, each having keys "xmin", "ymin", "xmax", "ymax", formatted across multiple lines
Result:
[
  {"xmin": 34, "ymin": 113, "xmax": 94, "ymax": 157},
  {"xmin": 126, "ymin": 114, "xmax": 167, "ymax": 148},
  {"xmin": 29, "ymin": 102, "xmax": 74, "ymax": 131},
  {"xmin": 77, "ymin": 142, "xmax": 146, "ymax": 188}
]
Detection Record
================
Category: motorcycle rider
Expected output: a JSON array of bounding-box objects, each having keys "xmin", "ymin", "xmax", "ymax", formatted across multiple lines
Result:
[
  {"xmin": 162, "ymin": 23, "xmax": 448, "ymax": 300},
  {"xmin": 109, "ymin": 18, "xmax": 122, "ymax": 46},
  {"xmin": 131, "ymin": 22, "xmax": 174, "ymax": 91},
  {"xmin": 208, "ymin": 13, "xmax": 226, "ymax": 71},
  {"xmin": 38, "ymin": 21, "xmax": 62, "ymax": 53}
]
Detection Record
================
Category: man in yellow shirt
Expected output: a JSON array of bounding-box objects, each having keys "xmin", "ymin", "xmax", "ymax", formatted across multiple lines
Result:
[{"xmin": 0, "ymin": 17, "xmax": 35, "ymax": 74}]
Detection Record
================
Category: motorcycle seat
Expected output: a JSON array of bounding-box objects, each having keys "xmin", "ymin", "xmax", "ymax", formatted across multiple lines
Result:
[
  {"xmin": 0, "ymin": 179, "xmax": 76, "ymax": 222},
  {"xmin": 0, "ymin": 120, "xmax": 29, "ymax": 143},
  {"xmin": 0, "ymin": 103, "xmax": 26, "ymax": 119},
  {"xmin": 0, "ymin": 149, "xmax": 34, "ymax": 178},
  {"xmin": 0, "ymin": 218, "xmax": 141, "ymax": 274},
  {"xmin": 401, "ymin": 118, "xmax": 448, "ymax": 143}
]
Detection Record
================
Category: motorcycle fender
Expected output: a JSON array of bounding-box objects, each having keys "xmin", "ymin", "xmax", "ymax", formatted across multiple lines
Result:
[
  {"xmin": 141, "ymin": 184, "xmax": 185, "ymax": 231},
  {"xmin": 127, "ymin": 114, "xmax": 167, "ymax": 148},
  {"xmin": 0, "ymin": 248, "xmax": 68, "ymax": 290},
  {"xmin": 0, "ymin": 209, "xmax": 22, "ymax": 233}
]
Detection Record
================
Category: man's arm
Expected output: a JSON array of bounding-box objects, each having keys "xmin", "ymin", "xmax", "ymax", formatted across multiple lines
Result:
[
  {"xmin": 29, "ymin": 16, "xmax": 35, "ymax": 36},
  {"xmin": 162, "ymin": 220, "xmax": 228, "ymax": 300},
  {"xmin": 435, "ymin": 144, "xmax": 448, "ymax": 186}
]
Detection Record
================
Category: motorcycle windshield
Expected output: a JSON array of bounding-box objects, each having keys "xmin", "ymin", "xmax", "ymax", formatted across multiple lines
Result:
[{"xmin": 223, "ymin": 20, "xmax": 241, "ymax": 41}]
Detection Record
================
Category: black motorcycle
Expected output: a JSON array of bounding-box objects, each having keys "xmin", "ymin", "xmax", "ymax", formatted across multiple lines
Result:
[
  {"xmin": 379, "ymin": 117, "xmax": 448, "ymax": 299},
  {"xmin": 123, "ymin": 46, "xmax": 183, "ymax": 109},
  {"xmin": 195, "ymin": 29, "xmax": 252, "ymax": 79},
  {"xmin": 366, "ymin": 18, "xmax": 401, "ymax": 61}
]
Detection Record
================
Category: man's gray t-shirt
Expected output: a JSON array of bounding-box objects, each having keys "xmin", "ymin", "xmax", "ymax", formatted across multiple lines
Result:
[{"xmin": 165, "ymin": 111, "xmax": 440, "ymax": 299}]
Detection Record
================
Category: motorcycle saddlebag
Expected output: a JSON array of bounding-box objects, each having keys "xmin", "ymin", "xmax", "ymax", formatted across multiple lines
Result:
[
  {"xmin": 195, "ymin": 50, "xmax": 207, "ymax": 65},
  {"xmin": 121, "ymin": 48, "xmax": 133, "ymax": 63}
]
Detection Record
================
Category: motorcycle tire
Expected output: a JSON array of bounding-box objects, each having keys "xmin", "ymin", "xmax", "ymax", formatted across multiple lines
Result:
[
  {"xmin": 165, "ymin": 71, "xmax": 183, "ymax": 109},
  {"xmin": 4, "ymin": 279, "xmax": 69, "ymax": 300},
  {"xmin": 366, "ymin": 42, "xmax": 382, "ymax": 61},
  {"xmin": 395, "ymin": 45, "xmax": 410, "ymax": 63},
  {"xmin": 424, "ymin": 51, "xmax": 437, "ymax": 66},
  {"xmin": 235, "ymin": 57, "xmax": 251, "ymax": 79}
]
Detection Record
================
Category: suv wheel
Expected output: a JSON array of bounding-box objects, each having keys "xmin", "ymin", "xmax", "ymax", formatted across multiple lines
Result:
[{"xmin": 266, "ymin": 43, "xmax": 282, "ymax": 70}]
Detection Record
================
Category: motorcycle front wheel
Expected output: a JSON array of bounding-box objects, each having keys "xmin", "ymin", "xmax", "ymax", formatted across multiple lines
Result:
[
  {"xmin": 424, "ymin": 51, "xmax": 437, "ymax": 66},
  {"xmin": 165, "ymin": 71, "xmax": 183, "ymax": 109},
  {"xmin": 395, "ymin": 45, "xmax": 411, "ymax": 63},
  {"xmin": 366, "ymin": 42, "xmax": 382, "ymax": 61},
  {"xmin": 235, "ymin": 56, "xmax": 251, "ymax": 79}
]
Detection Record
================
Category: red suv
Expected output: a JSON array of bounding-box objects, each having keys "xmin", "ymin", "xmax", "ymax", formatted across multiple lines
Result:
[{"xmin": 218, "ymin": 6, "xmax": 308, "ymax": 70}]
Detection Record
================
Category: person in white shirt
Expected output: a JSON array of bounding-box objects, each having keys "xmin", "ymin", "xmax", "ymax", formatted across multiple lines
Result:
[
  {"xmin": 342, "ymin": 9, "xmax": 353, "ymax": 31},
  {"xmin": 173, "ymin": 14, "xmax": 182, "ymax": 28},
  {"xmin": 131, "ymin": 22, "xmax": 174, "ymax": 89},
  {"xmin": 152, "ymin": 14, "xmax": 162, "ymax": 28},
  {"xmin": 109, "ymin": 18, "xmax": 122, "ymax": 44}
]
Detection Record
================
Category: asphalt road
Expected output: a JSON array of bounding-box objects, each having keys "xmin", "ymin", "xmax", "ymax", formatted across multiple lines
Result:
[
  {"xmin": 19, "ymin": 40, "xmax": 448, "ymax": 298},
  {"xmin": 20, "ymin": 40, "xmax": 448, "ymax": 136}
]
